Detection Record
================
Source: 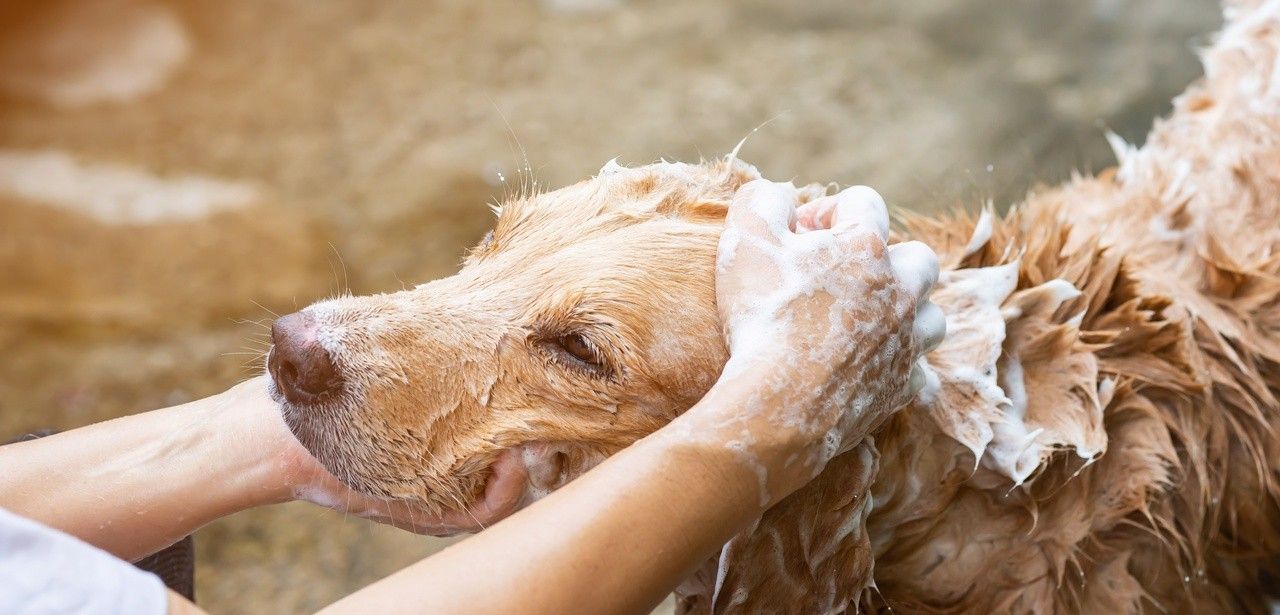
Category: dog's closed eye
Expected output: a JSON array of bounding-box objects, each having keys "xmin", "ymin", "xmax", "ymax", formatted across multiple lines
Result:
[
  {"xmin": 542, "ymin": 331, "xmax": 611, "ymax": 378},
  {"xmin": 558, "ymin": 333, "xmax": 597, "ymax": 364}
]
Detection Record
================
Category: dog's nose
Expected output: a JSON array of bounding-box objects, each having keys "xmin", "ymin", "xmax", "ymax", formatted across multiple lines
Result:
[{"xmin": 269, "ymin": 311, "xmax": 343, "ymax": 403}]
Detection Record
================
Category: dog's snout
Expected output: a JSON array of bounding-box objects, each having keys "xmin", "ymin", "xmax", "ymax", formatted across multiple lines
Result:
[{"xmin": 269, "ymin": 312, "xmax": 343, "ymax": 403}]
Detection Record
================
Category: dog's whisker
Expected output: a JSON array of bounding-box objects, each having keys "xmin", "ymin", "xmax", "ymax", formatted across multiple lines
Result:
[
  {"xmin": 325, "ymin": 242, "xmax": 352, "ymax": 299},
  {"xmin": 248, "ymin": 299, "xmax": 281, "ymax": 319},
  {"xmin": 488, "ymin": 97, "xmax": 537, "ymax": 202}
]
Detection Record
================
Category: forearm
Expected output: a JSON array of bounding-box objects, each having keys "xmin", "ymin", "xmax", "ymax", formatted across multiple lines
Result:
[
  {"xmin": 0, "ymin": 378, "xmax": 292, "ymax": 561},
  {"xmin": 322, "ymin": 384, "xmax": 766, "ymax": 615}
]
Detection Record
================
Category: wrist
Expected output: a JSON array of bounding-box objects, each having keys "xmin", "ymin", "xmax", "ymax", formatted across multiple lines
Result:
[
  {"xmin": 700, "ymin": 361, "xmax": 821, "ymax": 458},
  {"xmin": 640, "ymin": 414, "xmax": 771, "ymax": 516},
  {"xmin": 196, "ymin": 377, "xmax": 300, "ymax": 509},
  {"xmin": 663, "ymin": 375, "xmax": 817, "ymax": 510}
]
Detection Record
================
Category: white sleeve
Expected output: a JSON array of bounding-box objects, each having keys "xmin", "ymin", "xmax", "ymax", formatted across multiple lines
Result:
[{"xmin": 0, "ymin": 507, "xmax": 168, "ymax": 615}]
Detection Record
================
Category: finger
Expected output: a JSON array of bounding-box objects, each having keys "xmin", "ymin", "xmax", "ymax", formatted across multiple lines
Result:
[
  {"xmin": 909, "ymin": 359, "xmax": 928, "ymax": 395},
  {"xmin": 887, "ymin": 240, "xmax": 940, "ymax": 299},
  {"xmin": 831, "ymin": 185, "xmax": 890, "ymax": 239},
  {"xmin": 913, "ymin": 300, "xmax": 947, "ymax": 353},
  {"xmin": 727, "ymin": 179, "xmax": 799, "ymax": 241},
  {"xmin": 795, "ymin": 194, "xmax": 837, "ymax": 232}
]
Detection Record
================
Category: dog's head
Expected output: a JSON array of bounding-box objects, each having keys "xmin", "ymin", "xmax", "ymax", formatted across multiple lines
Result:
[{"xmin": 268, "ymin": 159, "xmax": 804, "ymax": 533}]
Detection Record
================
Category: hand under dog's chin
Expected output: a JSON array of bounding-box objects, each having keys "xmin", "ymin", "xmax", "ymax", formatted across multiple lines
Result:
[
  {"xmin": 407, "ymin": 444, "xmax": 594, "ymax": 536},
  {"xmin": 283, "ymin": 445, "xmax": 530, "ymax": 537}
]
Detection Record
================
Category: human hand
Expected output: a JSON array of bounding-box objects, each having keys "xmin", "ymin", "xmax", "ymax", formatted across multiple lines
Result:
[
  {"xmin": 684, "ymin": 180, "xmax": 944, "ymax": 506},
  {"xmin": 222, "ymin": 376, "xmax": 482, "ymax": 534}
]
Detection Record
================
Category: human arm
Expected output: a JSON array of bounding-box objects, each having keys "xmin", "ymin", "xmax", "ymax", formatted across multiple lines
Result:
[
  {"xmin": 0, "ymin": 376, "xmax": 418, "ymax": 563},
  {"xmin": 0, "ymin": 383, "xmax": 769, "ymax": 615},
  {"xmin": 318, "ymin": 372, "xmax": 775, "ymax": 615}
]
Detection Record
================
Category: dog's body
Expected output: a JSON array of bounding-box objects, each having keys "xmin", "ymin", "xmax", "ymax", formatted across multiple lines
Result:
[{"xmin": 266, "ymin": 1, "xmax": 1280, "ymax": 611}]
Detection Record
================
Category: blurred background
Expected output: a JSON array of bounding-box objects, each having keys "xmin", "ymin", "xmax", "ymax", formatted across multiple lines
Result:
[{"xmin": 0, "ymin": 0, "xmax": 1219, "ymax": 612}]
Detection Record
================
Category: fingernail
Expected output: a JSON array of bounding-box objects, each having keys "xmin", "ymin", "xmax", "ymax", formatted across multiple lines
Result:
[
  {"xmin": 909, "ymin": 362, "xmax": 926, "ymax": 395},
  {"xmin": 834, "ymin": 185, "xmax": 890, "ymax": 237}
]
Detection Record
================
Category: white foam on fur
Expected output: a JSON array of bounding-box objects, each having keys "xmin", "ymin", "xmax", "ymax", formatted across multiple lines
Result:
[
  {"xmin": 963, "ymin": 210, "xmax": 995, "ymax": 257},
  {"xmin": 986, "ymin": 278, "xmax": 1086, "ymax": 485}
]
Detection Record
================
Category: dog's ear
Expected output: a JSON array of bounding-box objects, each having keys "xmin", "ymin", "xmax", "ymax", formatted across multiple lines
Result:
[{"xmin": 678, "ymin": 442, "xmax": 879, "ymax": 615}]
